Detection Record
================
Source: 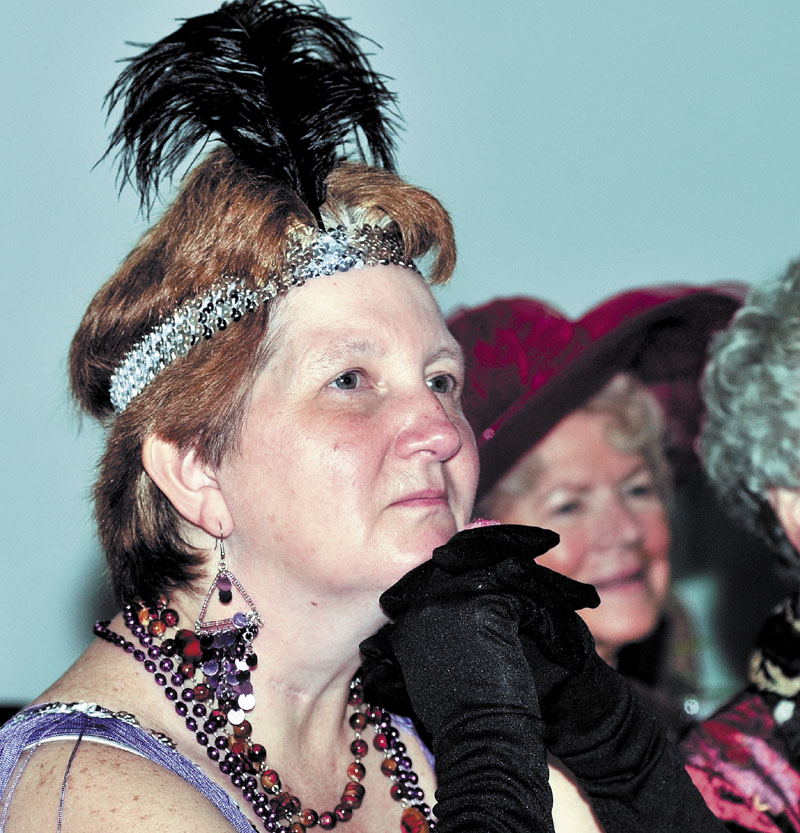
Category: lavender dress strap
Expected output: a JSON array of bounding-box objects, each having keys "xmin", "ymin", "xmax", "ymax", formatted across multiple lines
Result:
[
  {"xmin": 0, "ymin": 704, "xmax": 435, "ymax": 832},
  {"xmin": 0, "ymin": 703, "xmax": 255, "ymax": 833}
]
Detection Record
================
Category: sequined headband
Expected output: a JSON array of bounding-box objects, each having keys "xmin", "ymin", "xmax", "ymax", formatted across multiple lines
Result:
[{"xmin": 109, "ymin": 225, "xmax": 417, "ymax": 413}]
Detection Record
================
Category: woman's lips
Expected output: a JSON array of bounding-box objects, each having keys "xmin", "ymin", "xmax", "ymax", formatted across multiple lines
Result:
[
  {"xmin": 592, "ymin": 568, "xmax": 647, "ymax": 591},
  {"xmin": 391, "ymin": 489, "xmax": 448, "ymax": 508}
]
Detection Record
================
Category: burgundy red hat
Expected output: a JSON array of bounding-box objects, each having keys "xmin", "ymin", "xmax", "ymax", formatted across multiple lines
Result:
[{"xmin": 447, "ymin": 284, "xmax": 745, "ymax": 502}]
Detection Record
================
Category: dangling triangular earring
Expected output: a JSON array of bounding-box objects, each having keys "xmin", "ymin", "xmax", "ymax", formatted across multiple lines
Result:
[
  {"xmin": 193, "ymin": 528, "xmax": 262, "ymax": 724},
  {"xmin": 195, "ymin": 530, "xmax": 262, "ymax": 636}
]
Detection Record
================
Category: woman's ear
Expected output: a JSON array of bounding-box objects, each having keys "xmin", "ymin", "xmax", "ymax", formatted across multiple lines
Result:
[
  {"xmin": 768, "ymin": 487, "xmax": 800, "ymax": 550},
  {"xmin": 142, "ymin": 435, "xmax": 233, "ymax": 537}
]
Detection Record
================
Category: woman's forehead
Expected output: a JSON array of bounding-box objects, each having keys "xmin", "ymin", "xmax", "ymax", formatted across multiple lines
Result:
[{"xmin": 267, "ymin": 264, "xmax": 453, "ymax": 356}]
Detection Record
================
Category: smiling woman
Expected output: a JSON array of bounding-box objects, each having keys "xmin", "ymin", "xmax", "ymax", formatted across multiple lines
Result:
[
  {"xmin": 487, "ymin": 388, "xmax": 671, "ymax": 665},
  {"xmin": 449, "ymin": 288, "xmax": 742, "ymax": 737}
]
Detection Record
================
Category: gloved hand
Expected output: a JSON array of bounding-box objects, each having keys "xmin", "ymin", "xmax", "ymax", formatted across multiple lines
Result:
[
  {"xmin": 362, "ymin": 523, "xmax": 728, "ymax": 833},
  {"xmin": 518, "ymin": 607, "xmax": 728, "ymax": 832},
  {"xmin": 360, "ymin": 522, "xmax": 593, "ymax": 833}
]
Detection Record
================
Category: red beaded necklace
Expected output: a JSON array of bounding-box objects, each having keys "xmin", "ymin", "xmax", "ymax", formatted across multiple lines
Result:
[{"xmin": 95, "ymin": 602, "xmax": 434, "ymax": 832}]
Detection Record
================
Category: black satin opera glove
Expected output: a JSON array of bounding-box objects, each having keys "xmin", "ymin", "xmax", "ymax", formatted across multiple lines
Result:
[
  {"xmin": 360, "ymin": 523, "xmax": 590, "ymax": 833},
  {"xmin": 525, "ymin": 621, "xmax": 727, "ymax": 833},
  {"xmin": 361, "ymin": 523, "xmax": 728, "ymax": 833}
]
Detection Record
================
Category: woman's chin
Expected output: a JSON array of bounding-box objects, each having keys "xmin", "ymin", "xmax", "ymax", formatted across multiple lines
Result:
[
  {"xmin": 582, "ymin": 600, "xmax": 661, "ymax": 655},
  {"xmin": 407, "ymin": 515, "xmax": 460, "ymax": 551},
  {"xmin": 382, "ymin": 532, "xmax": 455, "ymax": 582}
]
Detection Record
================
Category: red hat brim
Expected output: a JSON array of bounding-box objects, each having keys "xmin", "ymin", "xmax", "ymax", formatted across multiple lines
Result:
[{"xmin": 448, "ymin": 285, "xmax": 744, "ymax": 502}]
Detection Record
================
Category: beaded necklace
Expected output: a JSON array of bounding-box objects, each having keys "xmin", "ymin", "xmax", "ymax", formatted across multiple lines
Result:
[{"xmin": 95, "ymin": 602, "xmax": 434, "ymax": 832}]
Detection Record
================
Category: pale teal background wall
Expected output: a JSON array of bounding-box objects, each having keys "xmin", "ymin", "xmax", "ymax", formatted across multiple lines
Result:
[{"xmin": 3, "ymin": 1, "xmax": 800, "ymax": 702}]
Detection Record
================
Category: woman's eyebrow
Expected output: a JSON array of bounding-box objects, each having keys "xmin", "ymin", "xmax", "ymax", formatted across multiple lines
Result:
[
  {"xmin": 545, "ymin": 484, "xmax": 590, "ymax": 499},
  {"xmin": 428, "ymin": 344, "xmax": 466, "ymax": 371},
  {"xmin": 620, "ymin": 462, "xmax": 652, "ymax": 481},
  {"xmin": 300, "ymin": 340, "xmax": 464, "ymax": 378},
  {"xmin": 306, "ymin": 339, "xmax": 388, "ymax": 372}
]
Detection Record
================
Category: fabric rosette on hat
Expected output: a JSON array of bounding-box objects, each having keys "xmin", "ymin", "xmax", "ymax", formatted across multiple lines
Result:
[{"xmin": 448, "ymin": 284, "xmax": 745, "ymax": 502}]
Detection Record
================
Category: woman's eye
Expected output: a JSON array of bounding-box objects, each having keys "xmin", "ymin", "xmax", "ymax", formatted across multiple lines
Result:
[
  {"xmin": 553, "ymin": 500, "xmax": 582, "ymax": 516},
  {"xmin": 625, "ymin": 481, "xmax": 657, "ymax": 499},
  {"xmin": 427, "ymin": 374, "xmax": 456, "ymax": 395},
  {"xmin": 329, "ymin": 371, "xmax": 362, "ymax": 390}
]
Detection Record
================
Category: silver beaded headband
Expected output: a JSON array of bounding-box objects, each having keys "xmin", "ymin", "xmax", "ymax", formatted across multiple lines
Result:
[{"xmin": 109, "ymin": 225, "xmax": 417, "ymax": 413}]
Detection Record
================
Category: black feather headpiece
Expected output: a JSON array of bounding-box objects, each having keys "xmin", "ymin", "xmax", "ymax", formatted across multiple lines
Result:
[{"xmin": 103, "ymin": 0, "xmax": 399, "ymax": 224}]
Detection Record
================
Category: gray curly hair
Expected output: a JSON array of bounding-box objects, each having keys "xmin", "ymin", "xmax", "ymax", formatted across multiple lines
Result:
[{"xmin": 700, "ymin": 258, "xmax": 800, "ymax": 569}]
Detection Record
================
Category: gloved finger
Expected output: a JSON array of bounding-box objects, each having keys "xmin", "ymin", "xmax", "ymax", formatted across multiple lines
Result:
[
  {"xmin": 379, "ymin": 561, "xmax": 505, "ymax": 619},
  {"xmin": 413, "ymin": 553, "xmax": 599, "ymax": 614},
  {"xmin": 359, "ymin": 626, "xmax": 415, "ymax": 716},
  {"xmin": 378, "ymin": 559, "xmax": 436, "ymax": 618},
  {"xmin": 432, "ymin": 524, "xmax": 560, "ymax": 573},
  {"xmin": 496, "ymin": 558, "xmax": 600, "ymax": 611},
  {"xmin": 381, "ymin": 556, "xmax": 598, "ymax": 625},
  {"xmin": 379, "ymin": 557, "xmax": 529, "ymax": 616},
  {"xmin": 386, "ymin": 565, "xmax": 537, "ymax": 615},
  {"xmin": 380, "ymin": 524, "xmax": 562, "ymax": 617},
  {"xmin": 359, "ymin": 622, "xmax": 393, "ymax": 661},
  {"xmin": 519, "ymin": 604, "xmax": 595, "ymax": 670}
]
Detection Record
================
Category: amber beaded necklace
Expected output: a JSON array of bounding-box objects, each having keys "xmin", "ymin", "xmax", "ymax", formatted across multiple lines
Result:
[{"xmin": 95, "ymin": 602, "xmax": 434, "ymax": 832}]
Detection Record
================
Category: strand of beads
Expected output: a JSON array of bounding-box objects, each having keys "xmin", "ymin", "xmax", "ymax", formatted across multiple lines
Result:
[
  {"xmin": 95, "ymin": 603, "xmax": 435, "ymax": 831},
  {"xmin": 348, "ymin": 686, "xmax": 435, "ymax": 833}
]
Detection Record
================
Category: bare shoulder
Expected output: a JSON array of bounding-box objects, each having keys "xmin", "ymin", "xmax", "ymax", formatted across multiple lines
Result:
[{"xmin": 3, "ymin": 738, "xmax": 239, "ymax": 833}]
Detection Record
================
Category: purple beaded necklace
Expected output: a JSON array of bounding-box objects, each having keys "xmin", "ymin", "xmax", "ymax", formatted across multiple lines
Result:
[{"xmin": 95, "ymin": 602, "xmax": 434, "ymax": 832}]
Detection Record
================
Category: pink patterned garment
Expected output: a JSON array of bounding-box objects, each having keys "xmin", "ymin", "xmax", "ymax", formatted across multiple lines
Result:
[{"xmin": 682, "ymin": 690, "xmax": 800, "ymax": 833}]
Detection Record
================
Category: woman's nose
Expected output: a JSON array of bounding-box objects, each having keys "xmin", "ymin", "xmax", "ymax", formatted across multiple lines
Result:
[
  {"xmin": 599, "ymin": 496, "xmax": 644, "ymax": 546},
  {"xmin": 394, "ymin": 389, "xmax": 463, "ymax": 462}
]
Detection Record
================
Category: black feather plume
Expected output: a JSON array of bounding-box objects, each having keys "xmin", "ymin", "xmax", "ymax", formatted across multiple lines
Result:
[{"xmin": 103, "ymin": 0, "xmax": 400, "ymax": 221}]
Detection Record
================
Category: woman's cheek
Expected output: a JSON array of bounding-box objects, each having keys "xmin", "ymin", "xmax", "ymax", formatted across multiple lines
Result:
[
  {"xmin": 531, "ymin": 534, "xmax": 585, "ymax": 582},
  {"xmin": 458, "ymin": 417, "xmax": 480, "ymax": 487},
  {"xmin": 646, "ymin": 555, "xmax": 671, "ymax": 605},
  {"xmin": 644, "ymin": 506, "xmax": 671, "ymax": 593}
]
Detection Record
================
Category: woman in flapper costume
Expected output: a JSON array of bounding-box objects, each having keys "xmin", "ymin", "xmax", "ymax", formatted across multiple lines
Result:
[{"xmin": 0, "ymin": 3, "xmax": 728, "ymax": 831}]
